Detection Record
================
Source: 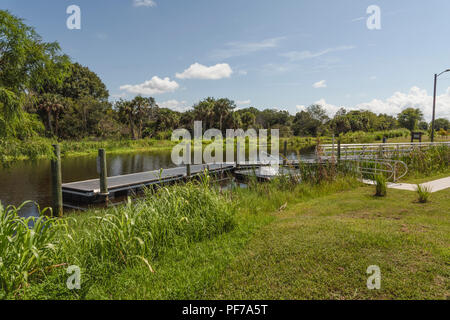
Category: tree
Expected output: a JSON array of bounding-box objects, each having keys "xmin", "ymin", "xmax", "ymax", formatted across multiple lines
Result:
[
  {"xmin": 131, "ymin": 96, "xmax": 156, "ymax": 139},
  {"xmin": 193, "ymin": 98, "xmax": 215, "ymax": 130},
  {"xmin": 0, "ymin": 10, "xmax": 70, "ymax": 137},
  {"xmin": 116, "ymin": 96, "xmax": 157, "ymax": 139},
  {"xmin": 152, "ymin": 108, "xmax": 180, "ymax": 133},
  {"xmin": 293, "ymin": 105, "xmax": 329, "ymax": 136},
  {"xmin": 397, "ymin": 108, "xmax": 423, "ymax": 131},
  {"xmin": 241, "ymin": 112, "xmax": 256, "ymax": 130},
  {"xmin": 60, "ymin": 63, "xmax": 109, "ymax": 102},
  {"xmin": 418, "ymin": 121, "xmax": 428, "ymax": 131},
  {"xmin": 117, "ymin": 99, "xmax": 136, "ymax": 139},
  {"xmin": 36, "ymin": 93, "xmax": 65, "ymax": 136},
  {"xmin": 433, "ymin": 118, "xmax": 450, "ymax": 131},
  {"xmin": 213, "ymin": 98, "xmax": 235, "ymax": 132}
]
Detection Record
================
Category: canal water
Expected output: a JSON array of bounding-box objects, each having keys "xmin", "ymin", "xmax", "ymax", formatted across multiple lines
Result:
[{"xmin": 0, "ymin": 150, "xmax": 315, "ymax": 217}]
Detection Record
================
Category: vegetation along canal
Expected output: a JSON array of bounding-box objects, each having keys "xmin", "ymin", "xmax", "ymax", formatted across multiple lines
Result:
[{"xmin": 0, "ymin": 149, "xmax": 315, "ymax": 217}]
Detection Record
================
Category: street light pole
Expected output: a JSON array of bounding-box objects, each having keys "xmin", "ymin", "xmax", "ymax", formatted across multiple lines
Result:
[
  {"xmin": 431, "ymin": 69, "xmax": 450, "ymax": 142},
  {"xmin": 431, "ymin": 73, "xmax": 437, "ymax": 142}
]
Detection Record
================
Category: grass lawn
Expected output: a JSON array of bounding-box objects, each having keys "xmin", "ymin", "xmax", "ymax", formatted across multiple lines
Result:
[
  {"xmin": 11, "ymin": 175, "xmax": 449, "ymax": 300},
  {"xmin": 205, "ymin": 186, "xmax": 450, "ymax": 300}
]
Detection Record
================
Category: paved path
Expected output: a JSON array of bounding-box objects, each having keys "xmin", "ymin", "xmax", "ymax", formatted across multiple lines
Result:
[{"xmin": 362, "ymin": 176, "xmax": 450, "ymax": 193}]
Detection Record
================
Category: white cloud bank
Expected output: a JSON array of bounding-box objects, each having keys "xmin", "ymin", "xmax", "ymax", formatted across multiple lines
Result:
[
  {"xmin": 120, "ymin": 76, "xmax": 179, "ymax": 95},
  {"xmin": 158, "ymin": 99, "xmax": 190, "ymax": 112},
  {"xmin": 310, "ymin": 86, "xmax": 450, "ymax": 121},
  {"xmin": 313, "ymin": 80, "xmax": 327, "ymax": 88},
  {"xmin": 176, "ymin": 63, "xmax": 233, "ymax": 80},
  {"xmin": 133, "ymin": 0, "xmax": 156, "ymax": 7},
  {"xmin": 236, "ymin": 100, "xmax": 251, "ymax": 106}
]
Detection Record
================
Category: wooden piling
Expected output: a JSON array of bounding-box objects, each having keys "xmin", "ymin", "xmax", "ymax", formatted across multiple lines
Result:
[
  {"xmin": 51, "ymin": 144, "xmax": 63, "ymax": 217},
  {"xmin": 283, "ymin": 140, "xmax": 287, "ymax": 165},
  {"xmin": 98, "ymin": 149, "xmax": 109, "ymax": 201}
]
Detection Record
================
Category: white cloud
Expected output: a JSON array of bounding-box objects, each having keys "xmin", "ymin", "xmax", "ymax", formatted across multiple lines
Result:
[
  {"xmin": 111, "ymin": 93, "xmax": 127, "ymax": 99},
  {"xmin": 176, "ymin": 63, "xmax": 233, "ymax": 80},
  {"xmin": 236, "ymin": 99, "xmax": 251, "ymax": 106},
  {"xmin": 309, "ymin": 86, "xmax": 450, "ymax": 121},
  {"xmin": 120, "ymin": 76, "xmax": 179, "ymax": 95},
  {"xmin": 313, "ymin": 80, "xmax": 327, "ymax": 88},
  {"xmin": 281, "ymin": 45, "xmax": 355, "ymax": 61},
  {"xmin": 158, "ymin": 99, "xmax": 190, "ymax": 112},
  {"xmin": 296, "ymin": 105, "xmax": 306, "ymax": 111},
  {"xmin": 133, "ymin": 0, "xmax": 156, "ymax": 7},
  {"xmin": 210, "ymin": 37, "xmax": 285, "ymax": 59}
]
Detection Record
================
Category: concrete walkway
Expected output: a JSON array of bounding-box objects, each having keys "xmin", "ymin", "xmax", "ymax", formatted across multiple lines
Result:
[{"xmin": 362, "ymin": 176, "xmax": 450, "ymax": 193}]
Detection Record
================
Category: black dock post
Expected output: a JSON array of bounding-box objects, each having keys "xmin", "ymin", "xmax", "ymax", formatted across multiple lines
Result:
[
  {"xmin": 283, "ymin": 140, "xmax": 287, "ymax": 165},
  {"xmin": 98, "ymin": 149, "xmax": 109, "ymax": 203},
  {"xmin": 51, "ymin": 144, "xmax": 63, "ymax": 217}
]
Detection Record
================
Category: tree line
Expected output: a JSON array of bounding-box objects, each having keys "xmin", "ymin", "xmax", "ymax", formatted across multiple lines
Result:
[{"xmin": 1, "ymin": 10, "xmax": 449, "ymax": 143}]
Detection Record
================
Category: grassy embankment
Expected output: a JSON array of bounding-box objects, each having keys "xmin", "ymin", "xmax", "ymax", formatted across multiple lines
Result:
[{"xmin": 1, "ymin": 146, "xmax": 448, "ymax": 300}]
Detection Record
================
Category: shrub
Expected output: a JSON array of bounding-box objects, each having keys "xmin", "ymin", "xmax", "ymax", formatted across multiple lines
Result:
[
  {"xmin": 416, "ymin": 184, "xmax": 431, "ymax": 203},
  {"xmin": 374, "ymin": 174, "xmax": 387, "ymax": 197}
]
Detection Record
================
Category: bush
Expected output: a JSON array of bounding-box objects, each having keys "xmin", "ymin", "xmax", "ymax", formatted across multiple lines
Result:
[
  {"xmin": 416, "ymin": 184, "xmax": 431, "ymax": 203},
  {"xmin": 374, "ymin": 174, "xmax": 387, "ymax": 197}
]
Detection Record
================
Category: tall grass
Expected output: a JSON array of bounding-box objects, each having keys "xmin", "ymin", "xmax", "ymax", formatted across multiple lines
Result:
[
  {"xmin": 68, "ymin": 182, "xmax": 236, "ymax": 274},
  {"xmin": 397, "ymin": 145, "xmax": 450, "ymax": 177},
  {"xmin": 0, "ymin": 180, "xmax": 235, "ymax": 297},
  {"xmin": 0, "ymin": 202, "xmax": 61, "ymax": 296},
  {"xmin": 416, "ymin": 184, "xmax": 431, "ymax": 203},
  {"xmin": 374, "ymin": 174, "xmax": 387, "ymax": 197}
]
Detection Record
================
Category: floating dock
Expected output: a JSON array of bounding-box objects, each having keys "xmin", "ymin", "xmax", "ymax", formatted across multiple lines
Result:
[
  {"xmin": 62, "ymin": 163, "xmax": 235, "ymax": 204},
  {"xmin": 61, "ymin": 159, "xmax": 331, "ymax": 205}
]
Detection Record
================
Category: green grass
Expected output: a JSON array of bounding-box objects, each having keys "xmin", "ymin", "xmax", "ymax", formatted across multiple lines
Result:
[
  {"xmin": 2, "ymin": 147, "xmax": 448, "ymax": 299},
  {"xmin": 1, "ymin": 179, "xmax": 236, "ymax": 299},
  {"xmin": 206, "ymin": 186, "xmax": 450, "ymax": 300},
  {"xmin": 5, "ymin": 175, "xmax": 360, "ymax": 299}
]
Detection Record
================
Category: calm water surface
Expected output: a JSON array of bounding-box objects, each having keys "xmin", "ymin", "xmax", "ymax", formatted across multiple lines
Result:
[{"xmin": 0, "ymin": 150, "xmax": 314, "ymax": 217}]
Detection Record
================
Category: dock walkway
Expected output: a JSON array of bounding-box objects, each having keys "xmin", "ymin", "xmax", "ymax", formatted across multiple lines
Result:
[{"xmin": 62, "ymin": 163, "xmax": 235, "ymax": 198}]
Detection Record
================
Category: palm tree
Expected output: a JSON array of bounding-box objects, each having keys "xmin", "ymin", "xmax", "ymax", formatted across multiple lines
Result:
[
  {"xmin": 116, "ymin": 99, "xmax": 136, "ymax": 139},
  {"xmin": 37, "ymin": 93, "xmax": 64, "ymax": 136},
  {"xmin": 131, "ymin": 96, "xmax": 156, "ymax": 139}
]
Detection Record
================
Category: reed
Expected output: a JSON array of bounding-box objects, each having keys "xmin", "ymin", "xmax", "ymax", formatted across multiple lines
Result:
[
  {"xmin": 397, "ymin": 145, "xmax": 450, "ymax": 177},
  {"xmin": 416, "ymin": 184, "xmax": 431, "ymax": 203},
  {"xmin": 374, "ymin": 174, "xmax": 387, "ymax": 197},
  {"xmin": 0, "ymin": 202, "xmax": 62, "ymax": 296},
  {"xmin": 0, "ymin": 179, "xmax": 236, "ymax": 296}
]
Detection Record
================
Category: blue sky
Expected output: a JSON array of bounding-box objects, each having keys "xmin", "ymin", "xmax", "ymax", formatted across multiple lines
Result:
[{"xmin": 2, "ymin": 0, "xmax": 450, "ymax": 120}]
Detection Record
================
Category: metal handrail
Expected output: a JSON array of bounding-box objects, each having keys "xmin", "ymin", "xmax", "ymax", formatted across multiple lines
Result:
[
  {"xmin": 319, "ymin": 141, "xmax": 449, "ymax": 160},
  {"xmin": 342, "ymin": 158, "xmax": 408, "ymax": 182},
  {"xmin": 321, "ymin": 142, "xmax": 450, "ymax": 147}
]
